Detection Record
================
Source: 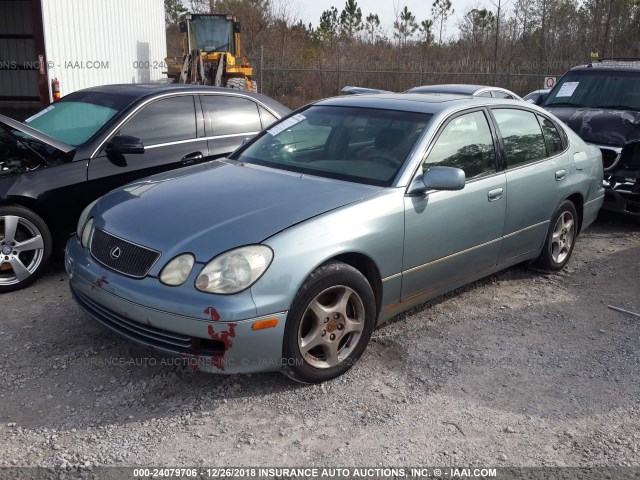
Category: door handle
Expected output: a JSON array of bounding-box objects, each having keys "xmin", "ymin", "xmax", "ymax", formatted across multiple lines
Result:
[
  {"xmin": 555, "ymin": 169, "xmax": 566, "ymax": 181},
  {"xmin": 488, "ymin": 188, "xmax": 503, "ymax": 201},
  {"xmin": 181, "ymin": 152, "xmax": 203, "ymax": 165}
]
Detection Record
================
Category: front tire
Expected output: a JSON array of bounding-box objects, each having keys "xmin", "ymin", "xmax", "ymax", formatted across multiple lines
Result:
[
  {"xmin": 533, "ymin": 200, "xmax": 578, "ymax": 271},
  {"xmin": 0, "ymin": 206, "xmax": 52, "ymax": 293},
  {"xmin": 226, "ymin": 77, "xmax": 247, "ymax": 90},
  {"xmin": 282, "ymin": 262, "xmax": 376, "ymax": 383}
]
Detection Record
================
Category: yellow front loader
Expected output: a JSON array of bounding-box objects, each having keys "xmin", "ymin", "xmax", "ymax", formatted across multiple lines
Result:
[{"xmin": 165, "ymin": 14, "xmax": 256, "ymax": 92}]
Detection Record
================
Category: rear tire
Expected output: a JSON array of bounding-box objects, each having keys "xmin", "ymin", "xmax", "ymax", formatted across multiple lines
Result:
[
  {"xmin": 0, "ymin": 206, "xmax": 52, "ymax": 293},
  {"xmin": 226, "ymin": 78, "xmax": 247, "ymax": 90},
  {"xmin": 533, "ymin": 200, "xmax": 578, "ymax": 271},
  {"xmin": 282, "ymin": 262, "xmax": 376, "ymax": 383}
]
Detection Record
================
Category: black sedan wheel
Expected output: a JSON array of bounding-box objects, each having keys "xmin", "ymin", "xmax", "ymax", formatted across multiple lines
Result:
[
  {"xmin": 282, "ymin": 261, "xmax": 376, "ymax": 383},
  {"xmin": 0, "ymin": 206, "xmax": 52, "ymax": 293}
]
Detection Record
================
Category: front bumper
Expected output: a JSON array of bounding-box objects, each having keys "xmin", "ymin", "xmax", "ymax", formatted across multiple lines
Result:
[
  {"xmin": 66, "ymin": 238, "xmax": 287, "ymax": 374},
  {"xmin": 603, "ymin": 180, "xmax": 640, "ymax": 217}
]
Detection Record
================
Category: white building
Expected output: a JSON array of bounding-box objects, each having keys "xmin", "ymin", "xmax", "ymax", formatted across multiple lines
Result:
[{"xmin": 0, "ymin": 0, "xmax": 166, "ymax": 107}]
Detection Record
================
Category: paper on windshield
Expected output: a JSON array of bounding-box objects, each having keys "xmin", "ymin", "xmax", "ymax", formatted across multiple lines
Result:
[
  {"xmin": 24, "ymin": 105, "xmax": 55, "ymax": 123},
  {"xmin": 556, "ymin": 81, "xmax": 579, "ymax": 97},
  {"xmin": 267, "ymin": 114, "xmax": 306, "ymax": 136}
]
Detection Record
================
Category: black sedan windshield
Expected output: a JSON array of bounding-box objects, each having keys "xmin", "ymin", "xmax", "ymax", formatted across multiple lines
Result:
[
  {"xmin": 25, "ymin": 91, "xmax": 136, "ymax": 146},
  {"xmin": 544, "ymin": 70, "xmax": 640, "ymax": 111},
  {"xmin": 235, "ymin": 106, "xmax": 432, "ymax": 186}
]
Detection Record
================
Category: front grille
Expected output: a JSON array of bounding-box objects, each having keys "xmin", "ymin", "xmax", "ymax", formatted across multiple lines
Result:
[
  {"xmin": 600, "ymin": 148, "xmax": 621, "ymax": 171},
  {"xmin": 72, "ymin": 287, "xmax": 225, "ymax": 356},
  {"xmin": 90, "ymin": 229, "xmax": 160, "ymax": 278}
]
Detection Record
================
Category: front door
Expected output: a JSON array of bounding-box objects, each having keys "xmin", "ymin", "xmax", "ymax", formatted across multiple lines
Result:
[
  {"xmin": 87, "ymin": 95, "xmax": 208, "ymax": 198},
  {"xmin": 402, "ymin": 109, "xmax": 506, "ymax": 302}
]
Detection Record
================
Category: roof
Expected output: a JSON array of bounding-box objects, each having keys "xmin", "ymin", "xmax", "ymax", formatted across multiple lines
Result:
[
  {"xmin": 570, "ymin": 59, "xmax": 640, "ymax": 71},
  {"xmin": 78, "ymin": 83, "xmax": 249, "ymax": 98},
  {"xmin": 406, "ymin": 84, "xmax": 487, "ymax": 95},
  {"xmin": 60, "ymin": 83, "xmax": 291, "ymax": 116},
  {"xmin": 315, "ymin": 92, "xmax": 518, "ymax": 114}
]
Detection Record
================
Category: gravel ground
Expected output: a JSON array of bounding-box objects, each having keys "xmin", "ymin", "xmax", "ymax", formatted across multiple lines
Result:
[{"xmin": 0, "ymin": 212, "xmax": 639, "ymax": 471}]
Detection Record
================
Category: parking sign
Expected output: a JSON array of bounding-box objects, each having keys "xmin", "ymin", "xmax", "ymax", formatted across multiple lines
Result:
[{"xmin": 544, "ymin": 76, "xmax": 557, "ymax": 89}]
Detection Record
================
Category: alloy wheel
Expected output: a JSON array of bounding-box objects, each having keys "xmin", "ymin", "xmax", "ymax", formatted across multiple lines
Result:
[
  {"xmin": 550, "ymin": 211, "xmax": 575, "ymax": 265},
  {"xmin": 0, "ymin": 215, "xmax": 45, "ymax": 286},
  {"xmin": 297, "ymin": 285, "xmax": 365, "ymax": 369}
]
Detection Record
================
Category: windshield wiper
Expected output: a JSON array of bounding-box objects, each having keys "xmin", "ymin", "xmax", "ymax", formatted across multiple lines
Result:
[{"xmin": 546, "ymin": 102, "xmax": 587, "ymax": 108}]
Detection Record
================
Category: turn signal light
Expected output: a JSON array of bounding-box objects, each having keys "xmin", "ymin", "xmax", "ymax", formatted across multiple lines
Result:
[{"xmin": 251, "ymin": 318, "xmax": 278, "ymax": 330}]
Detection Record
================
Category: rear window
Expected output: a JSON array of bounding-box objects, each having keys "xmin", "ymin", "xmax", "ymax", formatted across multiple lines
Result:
[{"xmin": 493, "ymin": 109, "xmax": 546, "ymax": 168}]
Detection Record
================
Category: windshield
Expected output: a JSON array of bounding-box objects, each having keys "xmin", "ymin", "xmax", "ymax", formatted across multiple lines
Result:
[
  {"xmin": 544, "ymin": 70, "xmax": 640, "ymax": 110},
  {"xmin": 234, "ymin": 106, "xmax": 433, "ymax": 187},
  {"xmin": 25, "ymin": 91, "xmax": 135, "ymax": 146},
  {"xmin": 190, "ymin": 16, "xmax": 233, "ymax": 53}
]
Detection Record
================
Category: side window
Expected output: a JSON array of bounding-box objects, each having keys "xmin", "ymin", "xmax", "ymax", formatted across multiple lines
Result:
[
  {"xmin": 477, "ymin": 91, "xmax": 492, "ymax": 98},
  {"xmin": 259, "ymin": 106, "xmax": 278, "ymax": 128},
  {"xmin": 424, "ymin": 111, "xmax": 496, "ymax": 179},
  {"xmin": 492, "ymin": 90, "xmax": 514, "ymax": 99},
  {"xmin": 537, "ymin": 115, "xmax": 565, "ymax": 156},
  {"xmin": 493, "ymin": 109, "xmax": 546, "ymax": 168},
  {"xmin": 119, "ymin": 96, "xmax": 196, "ymax": 146},
  {"xmin": 202, "ymin": 95, "xmax": 262, "ymax": 136}
]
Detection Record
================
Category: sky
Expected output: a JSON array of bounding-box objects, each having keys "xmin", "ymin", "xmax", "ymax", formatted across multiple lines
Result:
[{"xmin": 297, "ymin": 0, "xmax": 483, "ymax": 40}]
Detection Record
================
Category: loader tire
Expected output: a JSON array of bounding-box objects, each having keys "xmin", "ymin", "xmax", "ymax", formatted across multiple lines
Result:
[{"xmin": 226, "ymin": 78, "xmax": 248, "ymax": 90}]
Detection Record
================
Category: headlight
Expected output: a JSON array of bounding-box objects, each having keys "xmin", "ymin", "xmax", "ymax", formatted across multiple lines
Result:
[
  {"xmin": 80, "ymin": 218, "xmax": 93, "ymax": 248},
  {"xmin": 195, "ymin": 245, "xmax": 273, "ymax": 294},
  {"xmin": 76, "ymin": 200, "xmax": 98, "ymax": 239},
  {"xmin": 160, "ymin": 254, "xmax": 195, "ymax": 286}
]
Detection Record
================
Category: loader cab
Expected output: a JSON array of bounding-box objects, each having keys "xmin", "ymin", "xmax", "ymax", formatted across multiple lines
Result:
[{"xmin": 181, "ymin": 14, "xmax": 241, "ymax": 57}]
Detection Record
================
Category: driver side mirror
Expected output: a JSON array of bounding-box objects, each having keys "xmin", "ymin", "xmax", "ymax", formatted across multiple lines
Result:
[
  {"xmin": 422, "ymin": 166, "xmax": 465, "ymax": 191},
  {"xmin": 106, "ymin": 135, "xmax": 145, "ymax": 155}
]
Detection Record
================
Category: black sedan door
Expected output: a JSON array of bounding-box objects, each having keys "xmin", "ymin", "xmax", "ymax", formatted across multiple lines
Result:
[
  {"xmin": 200, "ymin": 94, "xmax": 266, "ymax": 157},
  {"xmin": 87, "ymin": 94, "xmax": 208, "ymax": 197}
]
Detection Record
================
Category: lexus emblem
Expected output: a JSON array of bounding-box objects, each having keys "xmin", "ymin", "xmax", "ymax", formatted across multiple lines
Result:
[{"xmin": 109, "ymin": 246, "xmax": 122, "ymax": 260}]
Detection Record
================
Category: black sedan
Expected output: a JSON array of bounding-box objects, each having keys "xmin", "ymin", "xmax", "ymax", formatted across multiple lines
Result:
[{"xmin": 0, "ymin": 84, "xmax": 290, "ymax": 292}]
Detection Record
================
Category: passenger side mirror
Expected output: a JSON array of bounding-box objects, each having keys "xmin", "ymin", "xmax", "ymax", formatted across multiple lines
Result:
[
  {"xmin": 535, "ymin": 93, "xmax": 548, "ymax": 106},
  {"xmin": 106, "ymin": 135, "xmax": 145, "ymax": 155},
  {"xmin": 422, "ymin": 166, "xmax": 465, "ymax": 191}
]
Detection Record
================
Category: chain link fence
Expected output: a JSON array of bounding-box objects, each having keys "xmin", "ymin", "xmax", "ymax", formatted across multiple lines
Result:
[{"xmin": 248, "ymin": 48, "xmax": 555, "ymax": 109}]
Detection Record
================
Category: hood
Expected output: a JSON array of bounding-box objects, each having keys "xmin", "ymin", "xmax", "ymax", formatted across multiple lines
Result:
[
  {"xmin": 544, "ymin": 106, "xmax": 640, "ymax": 147},
  {"xmin": 0, "ymin": 113, "xmax": 74, "ymax": 153},
  {"xmin": 94, "ymin": 160, "xmax": 378, "ymax": 259}
]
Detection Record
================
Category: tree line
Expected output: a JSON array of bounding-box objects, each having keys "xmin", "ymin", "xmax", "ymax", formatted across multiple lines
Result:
[{"xmin": 164, "ymin": 0, "xmax": 640, "ymax": 76}]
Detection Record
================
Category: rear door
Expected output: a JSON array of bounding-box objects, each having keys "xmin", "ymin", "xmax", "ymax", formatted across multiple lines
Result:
[
  {"xmin": 490, "ymin": 107, "xmax": 571, "ymax": 262},
  {"xmin": 200, "ymin": 94, "xmax": 265, "ymax": 157},
  {"xmin": 87, "ymin": 94, "xmax": 208, "ymax": 197},
  {"xmin": 401, "ymin": 109, "xmax": 507, "ymax": 301}
]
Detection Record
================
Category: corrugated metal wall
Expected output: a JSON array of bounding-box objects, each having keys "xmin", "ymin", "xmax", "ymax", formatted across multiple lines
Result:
[
  {"xmin": 0, "ymin": 0, "xmax": 40, "ymax": 101},
  {"xmin": 41, "ymin": 0, "xmax": 166, "ymax": 100}
]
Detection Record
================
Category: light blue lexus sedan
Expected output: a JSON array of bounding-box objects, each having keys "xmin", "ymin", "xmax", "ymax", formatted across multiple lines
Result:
[{"xmin": 66, "ymin": 94, "xmax": 604, "ymax": 383}]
